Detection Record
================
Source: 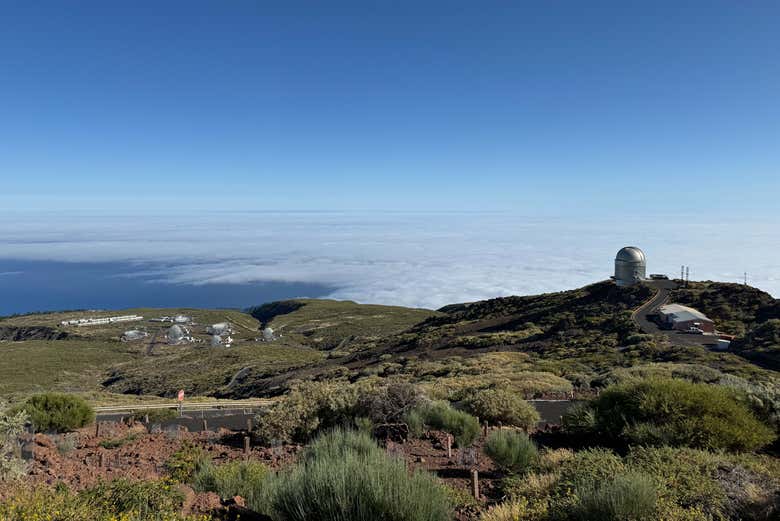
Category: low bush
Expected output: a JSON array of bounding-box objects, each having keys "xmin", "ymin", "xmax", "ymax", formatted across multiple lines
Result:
[
  {"xmin": 259, "ymin": 428, "xmax": 452, "ymax": 521},
  {"xmin": 483, "ymin": 429, "xmax": 538, "ymax": 474},
  {"xmin": 1, "ymin": 402, "xmax": 28, "ymax": 481},
  {"xmin": 193, "ymin": 460, "xmax": 269, "ymax": 506},
  {"xmin": 410, "ymin": 401, "xmax": 481, "ymax": 446},
  {"xmin": 555, "ymin": 448, "xmax": 625, "ymax": 494},
  {"xmin": 404, "ymin": 408, "xmax": 426, "ymax": 437},
  {"xmin": 0, "ymin": 480, "xmax": 203, "ymax": 521},
  {"xmin": 480, "ymin": 497, "xmax": 549, "ymax": 521},
  {"xmin": 592, "ymin": 378, "xmax": 775, "ymax": 451},
  {"xmin": 253, "ymin": 380, "xmax": 363, "ymax": 443},
  {"xmin": 165, "ymin": 440, "xmax": 210, "ymax": 483},
  {"xmin": 82, "ymin": 478, "xmax": 183, "ymax": 515},
  {"xmin": 463, "ymin": 388, "xmax": 540, "ymax": 429},
  {"xmin": 133, "ymin": 408, "xmax": 177, "ymax": 423},
  {"xmin": 560, "ymin": 401, "xmax": 595, "ymax": 434},
  {"xmin": 357, "ymin": 382, "xmax": 424, "ymax": 424},
  {"xmin": 568, "ymin": 471, "xmax": 658, "ymax": 521},
  {"xmin": 12, "ymin": 393, "xmax": 94, "ymax": 433},
  {"xmin": 626, "ymin": 446, "xmax": 727, "ymax": 518},
  {"xmin": 627, "ymin": 446, "xmax": 780, "ymax": 521},
  {"xmin": 99, "ymin": 433, "xmax": 138, "ymax": 449}
]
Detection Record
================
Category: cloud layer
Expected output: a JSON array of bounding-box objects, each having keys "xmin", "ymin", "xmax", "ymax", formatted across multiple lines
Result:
[{"xmin": 0, "ymin": 211, "xmax": 777, "ymax": 308}]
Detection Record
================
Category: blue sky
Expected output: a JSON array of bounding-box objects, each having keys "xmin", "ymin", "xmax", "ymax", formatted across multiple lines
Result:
[{"xmin": 2, "ymin": 1, "xmax": 779, "ymax": 214}]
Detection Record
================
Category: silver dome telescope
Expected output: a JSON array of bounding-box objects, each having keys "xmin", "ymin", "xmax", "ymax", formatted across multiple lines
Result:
[{"xmin": 615, "ymin": 246, "xmax": 647, "ymax": 286}]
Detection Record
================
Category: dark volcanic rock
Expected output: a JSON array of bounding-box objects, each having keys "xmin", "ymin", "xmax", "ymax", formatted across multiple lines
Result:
[{"xmin": 0, "ymin": 326, "xmax": 69, "ymax": 341}]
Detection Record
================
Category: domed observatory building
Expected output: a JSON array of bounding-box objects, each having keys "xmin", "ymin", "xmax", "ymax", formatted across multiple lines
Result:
[{"xmin": 614, "ymin": 247, "xmax": 647, "ymax": 286}]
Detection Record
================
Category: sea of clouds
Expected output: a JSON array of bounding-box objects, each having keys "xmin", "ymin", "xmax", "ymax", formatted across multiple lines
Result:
[{"xmin": 0, "ymin": 210, "xmax": 777, "ymax": 309}]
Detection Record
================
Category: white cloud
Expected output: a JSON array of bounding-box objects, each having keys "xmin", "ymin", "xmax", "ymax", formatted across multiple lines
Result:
[{"xmin": 0, "ymin": 211, "xmax": 777, "ymax": 308}]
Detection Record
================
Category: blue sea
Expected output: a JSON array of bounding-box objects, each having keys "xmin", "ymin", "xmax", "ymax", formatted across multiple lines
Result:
[{"xmin": 0, "ymin": 259, "xmax": 333, "ymax": 316}]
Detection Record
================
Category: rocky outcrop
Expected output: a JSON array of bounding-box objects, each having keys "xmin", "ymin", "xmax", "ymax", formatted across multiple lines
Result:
[{"xmin": 0, "ymin": 326, "xmax": 68, "ymax": 341}]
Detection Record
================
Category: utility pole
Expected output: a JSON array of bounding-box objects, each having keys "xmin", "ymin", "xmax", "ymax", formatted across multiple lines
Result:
[
  {"xmin": 685, "ymin": 266, "xmax": 690, "ymax": 287},
  {"xmin": 681, "ymin": 265, "xmax": 685, "ymax": 281},
  {"xmin": 744, "ymin": 272, "xmax": 748, "ymax": 286}
]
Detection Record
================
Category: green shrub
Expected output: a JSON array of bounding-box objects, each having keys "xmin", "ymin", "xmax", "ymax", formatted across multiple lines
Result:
[
  {"xmin": 412, "ymin": 401, "xmax": 480, "ymax": 446},
  {"xmin": 165, "ymin": 440, "xmax": 210, "ymax": 483},
  {"xmin": 592, "ymin": 378, "xmax": 775, "ymax": 451},
  {"xmin": 556, "ymin": 448, "xmax": 625, "ymax": 494},
  {"xmin": 463, "ymin": 388, "xmax": 540, "ymax": 429},
  {"xmin": 133, "ymin": 408, "xmax": 177, "ymax": 423},
  {"xmin": 99, "ymin": 433, "xmax": 138, "ymax": 449},
  {"xmin": 626, "ymin": 446, "xmax": 728, "ymax": 518},
  {"xmin": 80, "ymin": 478, "xmax": 184, "ymax": 517},
  {"xmin": 560, "ymin": 401, "xmax": 595, "ymax": 434},
  {"xmin": 12, "ymin": 393, "xmax": 94, "ymax": 433},
  {"xmin": 259, "ymin": 428, "xmax": 452, "ymax": 521},
  {"xmin": 569, "ymin": 471, "xmax": 658, "ymax": 521},
  {"xmin": 483, "ymin": 429, "xmax": 538, "ymax": 474},
  {"xmin": 404, "ymin": 408, "xmax": 425, "ymax": 437},
  {"xmin": 480, "ymin": 497, "xmax": 550, "ymax": 521},
  {"xmin": 193, "ymin": 460, "xmax": 269, "ymax": 506},
  {"xmin": 0, "ymin": 480, "xmax": 201, "ymax": 520},
  {"xmin": 254, "ymin": 380, "xmax": 362, "ymax": 443}
]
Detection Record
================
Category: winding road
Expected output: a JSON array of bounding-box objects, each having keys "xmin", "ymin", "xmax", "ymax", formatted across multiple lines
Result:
[{"xmin": 631, "ymin": 280, "xmax": 718, "ymax": 348}]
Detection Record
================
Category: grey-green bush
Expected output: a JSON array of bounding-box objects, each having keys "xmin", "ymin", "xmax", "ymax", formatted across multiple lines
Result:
[
  {"xmin": 463, "ymin": 388, "xmax": 540, "ymax": 430},
  {"xmin": 569, "ymin": 472, "xmax": 658, "ymax": 521},
  {"xmin": 0, "ymin": 403, "xmax": 28, "ymax": 481},
  {"xmin": 413, "ymin": 401, "xmax": 480, "ymax": 447},
  {"xmin": 193, "ymin": 460, "xmax": 269, "ymax": 507},
  {"xmin": 258, "ymin": 428, "xmax": 452, "ymax": 521},
  {"xmin": 483, "ymin": 429, "xmax": 538, "ymax": 474}
]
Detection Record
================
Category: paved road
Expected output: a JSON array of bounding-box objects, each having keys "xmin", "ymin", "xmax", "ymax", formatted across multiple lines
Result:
[
  {"xmin": 631, "ymin": 280, "xmax": 718, "ymax": 348},
  {"xmin": 97, "ymin": 401, "xmax": 578, "ymax": 431}
]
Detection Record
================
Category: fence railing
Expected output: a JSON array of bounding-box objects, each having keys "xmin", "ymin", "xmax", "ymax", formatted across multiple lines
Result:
[{"xmin": 95, "ymin": 400, "xmax": 273, "ymax": 413}]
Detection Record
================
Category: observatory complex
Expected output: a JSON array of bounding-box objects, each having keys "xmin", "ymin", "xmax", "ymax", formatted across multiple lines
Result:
[{"xmin": 614, "ymin": 246, "xmax": 647, "ymax": 286}]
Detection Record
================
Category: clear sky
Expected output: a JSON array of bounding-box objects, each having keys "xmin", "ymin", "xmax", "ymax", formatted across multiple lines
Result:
[{"xmin": 2, "ymin": 1, "xmax": 779, "ymax": 214}]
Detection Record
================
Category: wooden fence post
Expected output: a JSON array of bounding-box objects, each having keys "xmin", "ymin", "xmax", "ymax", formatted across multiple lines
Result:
[
  {"xmin": 446, "ymin": 434, "xmax": 452, "ymax": 459},
  {"xmin": 95, "ymin": 422, "xmax": 100, "ymax": 437},
  {"xmin": 243, "ymin": 436, "xmax": 251, "ymax": 459},
  {"xmin": 471, "ymin": 469, "xmax": 479, "ymax": 499}
]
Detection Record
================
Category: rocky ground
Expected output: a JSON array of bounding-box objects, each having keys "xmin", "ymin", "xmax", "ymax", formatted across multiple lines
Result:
[{"xmin": 16, "ymin": 421, "xmax": 512, "ymax": 519}]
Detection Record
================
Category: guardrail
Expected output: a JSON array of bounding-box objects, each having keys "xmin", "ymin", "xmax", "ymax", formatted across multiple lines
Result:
[{"xmin": 95, "ymin": 400, "xmax": 273, "ymax": 413}]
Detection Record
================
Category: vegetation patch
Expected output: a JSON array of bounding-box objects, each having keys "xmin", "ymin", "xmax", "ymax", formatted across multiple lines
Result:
[
  {"xmin": 483, "ymin": 429, "xmax": 538, "ymax": 474},
  {"xmin": 589, "ymin": 378, "xmax": 775, "ymax": 451},
  {"xmin": 261, "ymin": 428, "xmax": 452, "ymax": 521},
  {"xmin": 11, "ymin": 392, "xmax": 94, "ymax": 433},
  {"xmin": 406, "ymin": 400, "xmax": 481, "ymax": 447},
  {"xmin": 462, "ymin": 387, "xmax": 540, "ymax": 429}
]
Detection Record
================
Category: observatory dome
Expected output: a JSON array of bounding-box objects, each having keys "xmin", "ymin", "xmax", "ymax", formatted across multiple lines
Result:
[
  {"xmin": 615, "ymin": 246, "xmax": 647, "ymax": 286},
  {"xmin": 167, "ymin": 324, "xmax": 190, "ymax": 345}
]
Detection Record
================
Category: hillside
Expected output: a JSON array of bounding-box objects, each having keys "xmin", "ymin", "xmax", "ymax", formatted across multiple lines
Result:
[
  {"xmin": 669, "ymin": 281, "xmax": 780, "ymax": 369},
  {"xmin": 226, "ymin": 281, "xmax": 778, "ymax": 399},
  {"xmin": 1, "ymin": 281, "xmax": 777, "ymax": 402}
]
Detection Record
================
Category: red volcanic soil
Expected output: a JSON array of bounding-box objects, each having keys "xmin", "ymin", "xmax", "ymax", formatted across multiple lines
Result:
[{"xmin": 21, "ymin": 421, "xmax": 513, "ymax": 519}]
